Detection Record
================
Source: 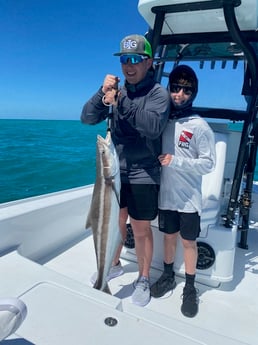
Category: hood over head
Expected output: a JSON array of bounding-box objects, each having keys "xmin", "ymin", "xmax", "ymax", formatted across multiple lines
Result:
[{"xmin": 169, "ymin": 65, "xmax": 198, "ymax": 117}]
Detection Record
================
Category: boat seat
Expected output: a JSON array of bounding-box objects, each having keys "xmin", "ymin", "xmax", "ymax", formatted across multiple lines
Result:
[{"xmin": 200, "ymin": 131, "xmax": 228, "ymax": 235}]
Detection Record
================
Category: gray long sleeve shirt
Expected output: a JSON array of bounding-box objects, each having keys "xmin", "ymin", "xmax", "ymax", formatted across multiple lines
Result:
[
  {"xmin": 159, "ymin": 115, "xmax": 216, "ymax": 215},
  {"xmin": 81, "ymin": 74, "xmax": 170, "ymax": 184}
]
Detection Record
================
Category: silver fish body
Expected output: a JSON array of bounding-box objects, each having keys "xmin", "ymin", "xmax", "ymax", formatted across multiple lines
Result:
[{"xmin": 86, "ymin": 131, "xmax": 121, "ymax": 294}]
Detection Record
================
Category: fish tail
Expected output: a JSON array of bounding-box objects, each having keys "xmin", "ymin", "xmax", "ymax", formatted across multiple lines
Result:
[{"xmin": 93, "ymin": 281, "xmax": 111, "ymax": 295}]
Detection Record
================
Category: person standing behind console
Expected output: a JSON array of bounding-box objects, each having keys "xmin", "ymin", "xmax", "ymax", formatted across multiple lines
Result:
[
  {"xmin": 150, "ymin": 65, "xmax": 216, "ymax": 317},
  {"xmin": 81, "ymin": 34, "xmax": 170, "ymax": 307}
]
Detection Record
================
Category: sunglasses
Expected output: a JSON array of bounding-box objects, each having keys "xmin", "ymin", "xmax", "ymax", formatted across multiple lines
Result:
[
  {"xmin": 170, "ymin": 83, "xmax": 194, "ymax": 96},
  {"xmin": 120, "ymin": 54, "xmax": 149, "ymax": 65}
]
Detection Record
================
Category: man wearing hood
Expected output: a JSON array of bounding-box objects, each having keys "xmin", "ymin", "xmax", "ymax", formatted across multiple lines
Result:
[
  {"xmin": 150, "ymin": 65, "xmax": 216, "ymax": 318},
  {"xmin": 81, "ymin": 35, "xmax": 170, "ymax": 307}
]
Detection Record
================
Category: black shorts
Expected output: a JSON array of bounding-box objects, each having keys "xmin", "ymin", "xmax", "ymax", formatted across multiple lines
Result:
[
  {"xmin": 120, "ymin": 183, "xmax": 159, "ymax": 221},
  {"xmin": 158, "ymin": 209, "xmax": 200, "ymax": 241}
]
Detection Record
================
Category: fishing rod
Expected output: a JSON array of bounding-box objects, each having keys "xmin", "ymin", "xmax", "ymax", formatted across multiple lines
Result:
[
  {"xmin": 106, "ymin": 86, "xmax": 135, "ymax": 250},
  {"xmin": 106, "ymin": 84, "xmax": 119, "ymax": 132},
  {"xmin": 107, "ymin": 105, "xmax": 113, "ymax": 132}
]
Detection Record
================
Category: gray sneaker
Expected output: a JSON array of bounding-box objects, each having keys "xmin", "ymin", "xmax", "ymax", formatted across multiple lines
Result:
[
  {"xmin": 131, "ymin": 276, "xmax": 151, "ymax": 307},
  {"xmin": 90, "ymin": 261, "xmax": 124, "ymax": 285}
]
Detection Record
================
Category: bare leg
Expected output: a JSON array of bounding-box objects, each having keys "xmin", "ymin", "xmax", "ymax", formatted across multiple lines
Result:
[
  {"xmin": 150, "ymin": 232, "xmax": 178, "ymax": 298},
  {"xmin": 112, "ymin": 207, "xmax": 128, "ymax": 266},
  {"xmin": 181, "ymin": 238, "xmax": 197, "ymax": 275},
  {"xmin": 164, "ymin": 232, "xmax": 178, "ymax": 264},
  {"xmin": 130, "ymin": 217, "xmax": 153, "ymax": 278}
]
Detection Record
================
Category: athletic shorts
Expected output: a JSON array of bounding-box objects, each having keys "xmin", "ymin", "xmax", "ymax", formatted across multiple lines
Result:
[
  {"xmin": 120, "ymin": 183, "xmax": 159, "ymax": 221},
  {"xmin": 158, "ymin": 209, "xmax": 200, "ymax": 241}
]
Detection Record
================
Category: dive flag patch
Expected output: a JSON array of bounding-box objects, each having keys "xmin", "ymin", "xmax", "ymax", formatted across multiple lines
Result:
[{"xmin": 178, "ymin": 130, "xmax": 193, "ymax": 149}]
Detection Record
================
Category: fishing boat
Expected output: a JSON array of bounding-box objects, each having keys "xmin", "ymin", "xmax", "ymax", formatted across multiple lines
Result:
[{"xmin": 0, "ymin": 1, "xmax": 257, "ymax": 344}]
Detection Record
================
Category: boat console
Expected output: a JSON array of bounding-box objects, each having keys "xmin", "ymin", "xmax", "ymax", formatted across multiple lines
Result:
[{"xmin": 123, "ymin": 0, "xmax": 258, "ymax": 285}]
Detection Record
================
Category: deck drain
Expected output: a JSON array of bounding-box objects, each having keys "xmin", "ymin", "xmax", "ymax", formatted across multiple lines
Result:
[{"xmin": 104, "ymin": 317, "xmax": 118, "ymax": 327}]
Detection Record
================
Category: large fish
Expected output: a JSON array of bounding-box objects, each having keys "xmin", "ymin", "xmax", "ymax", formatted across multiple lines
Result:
[{"xmin": 86, "ymin": 130, "xmax": 121, "ymax": 294}]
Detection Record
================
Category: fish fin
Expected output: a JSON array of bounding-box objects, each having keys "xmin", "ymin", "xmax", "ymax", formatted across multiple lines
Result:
[
  {"xmin": 103, "ymin": 284, "xmax": 112, "ymax": 295},
  {"xmin": 85, "ymin": 215, "xmax": 91, "ymax": 229},
  {"xmin": 93, "ymin": 281, "xmax": 112, "ymax": 295},
  {"xmin": 85, "ymin": 207, "xmax": 92, "ymax": 229},
  {"xmin": 111, "ymin": 180, "xmax": 120, "ymax": 207}
]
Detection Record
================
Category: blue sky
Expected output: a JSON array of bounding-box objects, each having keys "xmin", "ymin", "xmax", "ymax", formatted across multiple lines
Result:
[{"xmin": 0, "ymin": 0, "xmax": 247, "ymax": 120}]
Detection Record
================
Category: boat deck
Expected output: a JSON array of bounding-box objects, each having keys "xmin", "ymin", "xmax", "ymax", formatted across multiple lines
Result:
[
  {"xmin": 46, "ymin": 224, "xmax": 258, "ymax": 345},
  {"xmin": 0, "ymin": 185, "xmax": 257, "ymax": 345},
  {"xmin": 1, "ymin": 216, "xmax": 257, "ymax": 344}
]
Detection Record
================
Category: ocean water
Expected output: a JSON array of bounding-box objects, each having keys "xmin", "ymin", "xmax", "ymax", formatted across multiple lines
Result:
[
  {"xmin": 0, "ymin": 119, "xmax": 258, "ymax": 204},
  {"xmin": 0, "ymin": 119, "xmax": 106, "ymax": 203}
]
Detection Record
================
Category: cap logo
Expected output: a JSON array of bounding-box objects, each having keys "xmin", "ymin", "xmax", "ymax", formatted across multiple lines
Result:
[{"xmin": 123, "ymin": 39, "xmax": 137, "ymax": 50}]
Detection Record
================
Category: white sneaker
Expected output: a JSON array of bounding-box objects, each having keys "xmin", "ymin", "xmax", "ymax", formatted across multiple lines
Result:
[
  {"xmin": 131, "ymin": 276, "xmax": 151, "ymax": 307},
  {"xmin": 90, "ymin": 261, "xmax": 124, "ymax": 285}
]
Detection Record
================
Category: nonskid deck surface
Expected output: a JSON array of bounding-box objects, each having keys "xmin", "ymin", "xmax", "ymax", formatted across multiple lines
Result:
[{"xmin": 44, "ymin": 223, "xmax": 258, "ymax": 345}]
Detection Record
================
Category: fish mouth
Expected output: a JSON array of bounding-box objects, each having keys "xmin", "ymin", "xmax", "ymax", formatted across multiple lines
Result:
[{"xmin": 97, "ymin": 131, "xmax": 111, "ymax": 145}]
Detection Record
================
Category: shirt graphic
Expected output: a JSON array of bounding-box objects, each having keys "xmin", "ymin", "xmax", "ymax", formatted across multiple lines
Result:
[{"xmin": 178, "ymin": 130, "xmax": 193, "ymax": 149}]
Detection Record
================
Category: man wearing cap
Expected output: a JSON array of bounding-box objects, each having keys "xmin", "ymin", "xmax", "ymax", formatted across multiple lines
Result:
[{"xmin": 81, "ymin": 34, "xmax": 170, "ymax": 306}]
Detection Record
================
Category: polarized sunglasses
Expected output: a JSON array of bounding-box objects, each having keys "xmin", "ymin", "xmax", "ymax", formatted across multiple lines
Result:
[
  {"xmin": 170, "ymin": 83, "xmax": 193, "ymax": 96},
  {"xmin": 120, "ymin": 54, "xmax": 149, "ymax": 65}
]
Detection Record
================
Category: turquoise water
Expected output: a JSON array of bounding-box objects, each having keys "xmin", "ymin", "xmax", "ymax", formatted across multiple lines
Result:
[
  {"xmin": 0, "ymin": 119, "xmax": 106, "ymax": 203},
  {"xmin": 0, "ymin": 119, "xmax": 257, "ymax": 204}
]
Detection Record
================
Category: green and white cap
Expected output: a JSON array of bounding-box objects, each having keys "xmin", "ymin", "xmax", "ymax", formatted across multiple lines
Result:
[{"xmin": 114, "ymin": 34, "xmax": 152, "ymax": 57}]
